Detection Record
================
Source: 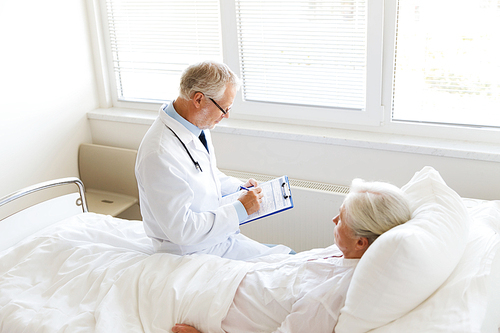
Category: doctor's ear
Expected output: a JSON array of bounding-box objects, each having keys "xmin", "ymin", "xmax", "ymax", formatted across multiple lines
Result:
[{"xmin": 192, "ymin": 92, "xmax": 204, "ymax": 107}]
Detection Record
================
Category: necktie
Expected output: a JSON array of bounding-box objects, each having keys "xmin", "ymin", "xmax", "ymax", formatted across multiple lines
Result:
[{"xmin": 198, "ymin": 131, "xmax": 209, "ymax": 153}]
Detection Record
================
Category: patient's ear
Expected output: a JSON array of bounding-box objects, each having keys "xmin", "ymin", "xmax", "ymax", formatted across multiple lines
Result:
[{"xmin": 356, "ymin": 237, "xmax": 370, "ymax": 252}]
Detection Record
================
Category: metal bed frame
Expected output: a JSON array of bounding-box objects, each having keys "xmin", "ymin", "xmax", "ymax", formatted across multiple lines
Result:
[{"xmin": 0, "ymin": 177, "xmax": 88, "ymax": 215}]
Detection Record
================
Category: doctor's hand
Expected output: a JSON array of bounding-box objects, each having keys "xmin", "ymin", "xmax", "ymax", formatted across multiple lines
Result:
[
  {"xmin": 242, "ymin": 178, "xmax": 258, "ymax": 188},
  {"xmin": 238, "ymin": 187, "xmax": 263, "ymax": 215}
]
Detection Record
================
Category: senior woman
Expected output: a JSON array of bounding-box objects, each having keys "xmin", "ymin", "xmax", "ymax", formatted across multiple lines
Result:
[{"xmin": 172, "ymin": 178, "xmax": 412, "ymax": 333}]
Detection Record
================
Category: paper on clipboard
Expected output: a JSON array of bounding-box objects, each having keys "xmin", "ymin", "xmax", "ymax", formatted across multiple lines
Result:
[{"xmin": 221, "ymin": 175, "xmax": 294, "ymax": 225}]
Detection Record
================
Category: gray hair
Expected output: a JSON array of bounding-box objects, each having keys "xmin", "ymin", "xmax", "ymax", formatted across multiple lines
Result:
[
  {"xmin": 343, "ymin": 179, "xmax": 411, "ymax": 245},
  {"xmin": 178, "ymin": 61, "xmax": 241, "ymax": 100}
]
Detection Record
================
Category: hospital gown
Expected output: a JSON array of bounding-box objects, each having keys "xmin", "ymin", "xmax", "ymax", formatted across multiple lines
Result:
[{"xmin": 221, "ymin": 245, "xmax": 359, "ymax": 333}]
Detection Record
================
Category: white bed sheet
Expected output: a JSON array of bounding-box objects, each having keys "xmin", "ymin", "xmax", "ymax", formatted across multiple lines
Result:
[{"xmin": 0, "ymin": 213, "xmax": 252, "ymax": 333}]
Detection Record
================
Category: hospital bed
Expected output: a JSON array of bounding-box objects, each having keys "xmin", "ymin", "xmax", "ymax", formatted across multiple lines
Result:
[{"xmin": 0, "ymin": 167, "xmax": 499, "ymax": 332}]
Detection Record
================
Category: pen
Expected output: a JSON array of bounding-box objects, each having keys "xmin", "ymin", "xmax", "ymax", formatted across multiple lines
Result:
[{"xmin": 239, "ymin": 185, "xmax": 251, "ymax": 191}]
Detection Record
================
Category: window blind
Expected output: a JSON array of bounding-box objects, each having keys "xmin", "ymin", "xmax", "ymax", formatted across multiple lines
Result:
[
  {"xmin": 392, "ymin": 0, "xmax": 500, "ymax": 127},
  {"xmin": 105, "ymin": 0, "xmax": 223, "ymax": 102},
  {"xmin": 235, "ymin": 0, "xmax": 367, "ymax": 110}
]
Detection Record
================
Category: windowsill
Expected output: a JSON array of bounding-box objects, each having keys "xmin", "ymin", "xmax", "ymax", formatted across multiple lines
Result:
[{"xmin": 87, "ymin": 108, "xmax": 500, "ymax": 163}]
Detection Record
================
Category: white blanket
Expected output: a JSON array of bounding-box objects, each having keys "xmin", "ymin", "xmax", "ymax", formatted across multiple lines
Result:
[
  {"xmin": 0, "ymin": 213, "xmax": 253, "ymax": 333},
  {"xmin": 2, "ymin": 202, "xmax": 499, "ymax": 332}
]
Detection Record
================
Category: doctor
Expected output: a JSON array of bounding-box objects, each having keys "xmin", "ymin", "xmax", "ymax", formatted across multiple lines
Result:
[{"xmin": 135, "ymin": 61, "xmax": 290, "ymax": 260}]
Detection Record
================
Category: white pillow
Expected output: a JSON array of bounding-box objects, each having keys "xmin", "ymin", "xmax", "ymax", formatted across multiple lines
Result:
[
  {"xmin": 335, "ymin": 166, "xmax": 470, "ymax": 333},
  {"xmin": 367, "ymin": 204, "xmax": 500, "ymax": 333}
]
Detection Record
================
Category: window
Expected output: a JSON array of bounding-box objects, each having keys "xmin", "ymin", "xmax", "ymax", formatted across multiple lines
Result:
[
  {"xmin": 392, "ymin": 0, "xmax": 500, "ymax": 128},
  {"xmin": 104, "ymin": 0, "xmax": 223, "ymax": 103},
  {"xmin": 101, "ymin": 0, "xmax": 383, "ymax": 126},
  {"xmin": 235, "ymin": 0, "xmax": 367, "ymax": 110},
  {"xmin": 99, "ymin": 0, "xmax": 499, "ymax": 133},
  {"xmin": 228, "ymin": 0, "xmax": 383, "ymax": 126}
]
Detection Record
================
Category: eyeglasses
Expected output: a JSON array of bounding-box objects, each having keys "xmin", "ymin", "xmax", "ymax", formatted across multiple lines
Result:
[
  {"xmin": 209, "ymin": 97, "xmax": 230, "ymax": 115},
  {"xmin": 198, "ymin": 92, "xmax": 231, "ymax": 115}
]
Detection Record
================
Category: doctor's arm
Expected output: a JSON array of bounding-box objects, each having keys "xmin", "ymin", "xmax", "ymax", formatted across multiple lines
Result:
[{"xmin": 215, "ymin": 170, "xmax": 261, "ymax": 215}]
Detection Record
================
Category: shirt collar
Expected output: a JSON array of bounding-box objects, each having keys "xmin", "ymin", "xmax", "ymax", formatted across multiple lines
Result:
[{"xmin": 162, "ymin": 101, "xmax": 202, "ymax": 137}]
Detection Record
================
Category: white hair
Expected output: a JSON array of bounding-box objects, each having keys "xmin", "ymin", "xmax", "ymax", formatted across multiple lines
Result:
[
  {"xmin": 342, "ymin": 179, "xmax": 411, "ymax": 245},
  {"xmin": 178, "ymin": 61, "xmax": 241, "ymax": 100}
]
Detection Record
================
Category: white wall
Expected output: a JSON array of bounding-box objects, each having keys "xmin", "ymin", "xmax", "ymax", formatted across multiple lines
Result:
[
  {"xmin": 88, "ymin": 117, "xmax": 500, "ymax": 201},
  {"xmin": 0, "ymin": 0, "xmax": 97, "ymax": 202},
  {"xmin": 212, "ymin": 131, "xmax": 500, "ymax": 201}
]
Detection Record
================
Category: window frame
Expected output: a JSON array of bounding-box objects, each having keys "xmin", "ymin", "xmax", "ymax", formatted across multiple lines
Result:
[
  {"xmin": 221, "ymin": 0, "xmax": 385, "ymax": 128},
  {"xmin": 94, "ymin": 0, "xmax": 500, "ymax": 145},
  {"xmin": 379, "ymin": 0, "xmax": 500, "ymax": 144}
]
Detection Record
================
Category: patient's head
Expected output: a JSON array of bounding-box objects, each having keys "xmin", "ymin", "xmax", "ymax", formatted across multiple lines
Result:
[{"xmin": 333, "ymin": 179, "xmax": 411, "ymax": 258}]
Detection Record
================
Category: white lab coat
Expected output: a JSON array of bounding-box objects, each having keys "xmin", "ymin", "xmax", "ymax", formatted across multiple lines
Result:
[{"xmin": 135, "ymin": 106, "xmax": 290, "ymax": 259}]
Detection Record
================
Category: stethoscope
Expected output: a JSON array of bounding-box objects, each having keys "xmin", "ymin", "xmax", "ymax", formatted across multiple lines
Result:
[{"xmin": 166, "ymin": 125, "xmax": 203, "ymax": 172}]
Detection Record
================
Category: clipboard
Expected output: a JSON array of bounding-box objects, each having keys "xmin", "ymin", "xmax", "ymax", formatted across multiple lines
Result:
[{"xmin": 221, "ymin": 175, "xmax": 294, "ymax": 225}]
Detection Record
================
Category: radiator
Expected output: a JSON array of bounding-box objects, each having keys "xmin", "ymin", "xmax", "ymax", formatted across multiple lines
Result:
[{"xmin": 221, "ymin": 170, "xmax": 349, "ymax": 253}]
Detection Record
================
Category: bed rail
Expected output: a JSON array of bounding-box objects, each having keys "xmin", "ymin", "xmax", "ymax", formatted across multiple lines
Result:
[{"xmin": 0, "ymin": 177, "xmax": 88, "ymax": 213}]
